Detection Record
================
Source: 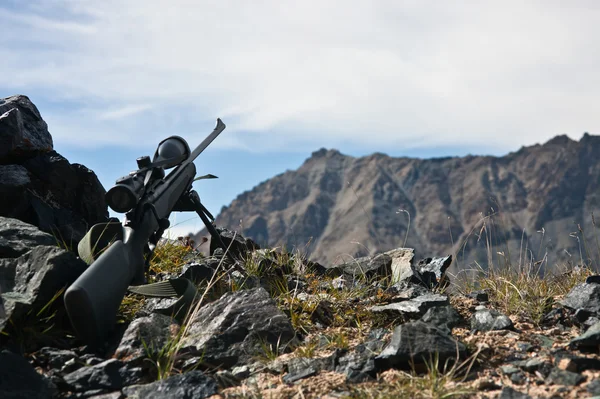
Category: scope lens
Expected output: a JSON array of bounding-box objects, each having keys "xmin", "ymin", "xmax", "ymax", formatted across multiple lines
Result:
[{"xmin": 106, "ymin": 185, "xmax": 137, "ymax": 213}]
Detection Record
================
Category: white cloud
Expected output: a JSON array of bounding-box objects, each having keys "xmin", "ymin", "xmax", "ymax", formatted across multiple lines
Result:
[{"xmin": 1, "ymin": 0, "xmax": 599, "ymax": 153}]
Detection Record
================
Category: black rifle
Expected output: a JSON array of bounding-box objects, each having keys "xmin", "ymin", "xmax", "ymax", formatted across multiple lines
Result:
[{"xmin": 64, "ymin": 119, "xmax": 228, "ymax": 348}]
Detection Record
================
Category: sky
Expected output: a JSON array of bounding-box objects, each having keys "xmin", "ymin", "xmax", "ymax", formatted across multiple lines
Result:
[{"xmin": 1, "ymin": 0, "xmax": 599, "ymax": 238}]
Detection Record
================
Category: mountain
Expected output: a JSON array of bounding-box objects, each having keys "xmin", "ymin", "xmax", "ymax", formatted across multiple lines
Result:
[{"xmin": 193, "ymin": 133, "xmax": 600, "ymax": 273}]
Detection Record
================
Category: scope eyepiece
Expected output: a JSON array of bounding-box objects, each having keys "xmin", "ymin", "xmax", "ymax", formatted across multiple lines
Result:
[
  {"xmin": 106, "ymin": 174, "xmax": 145, "ymax": 213},
  {"xmin": 153, "ymin": 136, "xmax": 190, "ymax": 169}
]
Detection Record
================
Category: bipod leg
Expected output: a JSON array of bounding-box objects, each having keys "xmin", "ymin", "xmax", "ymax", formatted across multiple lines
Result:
[{"xmin": 187, "ymin": 191, "xmax": 231, "ymax": 259}]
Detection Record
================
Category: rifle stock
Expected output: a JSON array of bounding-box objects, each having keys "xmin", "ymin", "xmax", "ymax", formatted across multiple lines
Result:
[
  {"xmin": 64, "ymin": 120, "xmax": 225, "ymax": 348},
  {"xmin": 64, "ymin": 240, "xmax": 139, "ymax": 346}
]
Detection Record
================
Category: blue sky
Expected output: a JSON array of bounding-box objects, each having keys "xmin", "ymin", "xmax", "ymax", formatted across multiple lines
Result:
[{"xmin": 2, "ymin": 1, "xmax": 599, "ymax": 237}]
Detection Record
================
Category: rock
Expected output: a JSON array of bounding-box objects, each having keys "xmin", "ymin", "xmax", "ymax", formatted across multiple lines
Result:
[
  {"xmin": 180, "ymin": 287, "xmax": 296, "ymax": 368},
  {"xmin": 333, "ymin": 252, "xmax": 395, "ymax": 279},
  {"xmin": 370, "ymin": 294, "xmax": 449, "ymax": 318},
  {"xmin": 413, "ymin": 256, "xmax": 452, "ymax": 288},
  {"xmin": 420, "ymin": 305, "xmax": 464, "ymax": 332},
  {"xmin": 209, "ymin": 227, "xmax": 259, "ymax": 259},
  {"xmin": 0, "ymin": 108, "xmax": 24, "ymax": 159},
  {"xmin": 587, "ymin": 379, "xmax": 600, "ymax": 395},
  {"xmin": 388, "ymin": 248, "xmax": 415, "ymax": 283},
  {"xmin": 374, "ymin": 321, "xmax": 467, "ymax": 370},
  {"xmin": 546, "ymin": 368, "xmax": 586, "ymax": 386},
  {"xmin": 335, "ymin": 350, "xmax": 377, "ymax": 382},
  {"xmin": 0, "ymin": 98, "xmax": 108, "ymax": 248},
  {"xmin": 0, "ymin": 350, "xmax": 56, "ymax": 398},
  {"xmin": 569, "ymin": 322, "xmax": 600, "ymax": 351},
  {"xmin": 34, "ymin": 347, "xmax": 79, "ymax": 370},
  {"xmin": 0, "ymin": 217, "xmax": 57, "ymax": 258},
  {"xmin": 470, "ymin": 308, "xmax": 514, "ymax": 332},
  {"xmin": 560, "ymin": 282, "xmax": 600, "ymax": 315},
  {"xmin": 467, "ymin": 290, "xmax": 489, "ymax": 302},
  {"xmin": 122, "ymin": 370, "xmax": 218, "ymax": 399},
  {"xmin": 114, "ymin": 313, "xmax": 176, "ymax": 366},
  {"xmin": 283, "ymin": 367, "xmax": 318, "ymax": 384},
  {"xmin": 1, "ymin": 245, "xmax": 87, "ymax": 334},
  {"xmin": 498, "ymin": 386, "xmax": 532, "ymax": 399},
  {"xmin": 63, "ymin": 358, "xmax": 142, "ymax": 393},
  {"xmin": 87, "ymin": 393, "xmax": 124, "ymax": 399},
  {"xmin": 178, "ymin": 260, "xmax": 217, "ymax": 284},
  {"xmin": 0, "ymin": 95, "xmax": 53, "ymax": 159},
  {"xmin": 0, "ymin": 164, "xmax": 30, "ymax": 187},
  {"xmin": 387, "ymin": 282, "xmax": 430, "ymax": 300},
  {"xmin": 585, "ymin": 275, "xmax": 600, "ymax": 285}
]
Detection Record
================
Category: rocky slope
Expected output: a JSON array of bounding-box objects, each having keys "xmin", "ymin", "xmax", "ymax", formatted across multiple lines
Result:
[{"xmin": 195, "ymin": 134, "xmax": 600, "ymax": 273}]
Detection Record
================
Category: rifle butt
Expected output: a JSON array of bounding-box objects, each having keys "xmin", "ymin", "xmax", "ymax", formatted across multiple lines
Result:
[{"xmin": 64, "ymin": 240, "xmax": 137, "ymax": 348}]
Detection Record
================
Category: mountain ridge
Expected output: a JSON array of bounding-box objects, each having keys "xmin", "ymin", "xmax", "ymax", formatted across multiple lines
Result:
[{"xmin": 194, "ymin": 132, "xmax": 600, "ymax": 273}]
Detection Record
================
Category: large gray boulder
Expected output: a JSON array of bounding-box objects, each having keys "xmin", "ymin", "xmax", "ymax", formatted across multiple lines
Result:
[
  {"xmin": 180, "ymin": 287, "xmax": 296, "ymax": 368},
  {"xmin": 0, "ymin": 95, "xmax": 108, "ymax": 246},
  {"xmin": 0, "ymin": 95, "xmax": 53, "ymax": 159}
]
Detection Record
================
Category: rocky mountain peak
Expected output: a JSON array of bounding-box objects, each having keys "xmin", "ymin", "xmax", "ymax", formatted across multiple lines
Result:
[{"xmin": 198, "ymin": 132, "xmax": 600, "ymax": 272}]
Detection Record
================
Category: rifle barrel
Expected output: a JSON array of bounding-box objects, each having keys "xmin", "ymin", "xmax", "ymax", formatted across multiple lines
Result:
[{"xmin": 188, "ymin": 118, "xmax": 226, "ymax": 162}]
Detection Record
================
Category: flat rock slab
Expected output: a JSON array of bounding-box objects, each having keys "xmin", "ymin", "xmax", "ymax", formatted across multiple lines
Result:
[{"xmin": 370, "ymin": 294, "xmax": 449, "ymax": 317}]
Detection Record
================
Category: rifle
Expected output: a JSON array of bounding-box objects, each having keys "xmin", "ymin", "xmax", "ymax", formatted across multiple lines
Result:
[{"xmin": 64, "ymin": 119, "xmax": 228, "ymax": 348}]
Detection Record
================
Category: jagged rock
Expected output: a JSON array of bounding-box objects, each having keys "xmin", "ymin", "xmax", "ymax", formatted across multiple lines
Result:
[
  {"xmin": 587, "ymin": 379, "xmax": 600, "ymax": 395},
  {"xmin": 554, "ymin": 350, "xmax": 600, "ymax": 372},
  {"xmin": 209, "ymin": 227, "xmax": 259, "ymax": 259},
  {"xmin": 0, "ymin": 108, "xmax": 24, "ymax": 159},
  {"xmin": 34, "ymin": 347, "xmax": 79, "ymax": 370},
  {"xmin": 467, "ymin": 290, "xmax": 489, "ymax": 302},
  {"xmin": 0, "ymin": 350, "xmax": 56, "ymax": 398},
  {"xmin": 374, "ymin": 321, "xmax": 467, "ymax": 370},
  {"xmin": 114, "ymin": 313, "xmax": 176, "ymax": 366},
  {"xmin": 0, "ymin": 216, "xmax": 57, "ymax": 258},
  {"xmin": 0, "ymin": 245, "xmax": 87, "ymax": 334},
  {"xmin": 283, "ymin": 367, "xmax": 319, "ymax": 384},
  {"xmin": 470, "ymin": 308, "xmax": 514, "ymax": 332},
  {"xmin": 0, "ymin": 95, "xmax": 53, "ymax": 159},
  {"xmin": 332, "ymin": 251, "xmax": 395, "ymax": 279},
  {"xmin": 335, "ymin": 350, "xmax": 377, "ymax": 383},
  {"xmin": 569, "ymin": 321, "xmax": 600, "ymax": 351},
  {"xmin": 559, "ymin": 283, "xmax": 600, "ymax": 318},
  {"xmin": 178, "ymin": 262, "xmax": 215, "ymax": 284},
  {"xmin": 122, "ymin": 370, "xmax": 218, "ymax": 399},
  {"xmin": 498, "ymin": 386, "xmax": 532, "ymax": 399},
  {"xmin": 387, "ymin": 281, "xmax": 430, "ymax": 300},
  {"xmin": 420, "ymin": 305, "xmax": 464, "ymax": 332},
  {"xmin": 560, "ymin": 282, "xmax": 600, "ymax": 315},
  {"xmin": 180, "ymin": 287, "xmax": 296, "ymax": 368},
  {"xmin": 388, "ymin": 248, "xmax": 415, "ymax": 283},
  {"xmin": 0, "ymin": 95, "xmax": 108, "ymax": 246},
  {"xmin": 546, "ymin": 367, "xmax": 586, "ymax": 386},
  {"xmin": 0, "ymin": 164, "xmax": 30, "ymax": 187},
  {"xmin": 370, "ymin": 294, "xmax": 449, "ymax": 318},
  {"xmin": 63, "ymin": 358, "xmax": 142, "ymax": 393},
  {"xmin": 413, "ymin": 255, "xmax": 452, "ymax": 288},
  {"xmin": 87, "ymin": 393, "xmax": 124, "ymax": 399}
]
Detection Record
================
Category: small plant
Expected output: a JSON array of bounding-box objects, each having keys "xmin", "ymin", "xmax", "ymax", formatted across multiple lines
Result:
[
  {"xmin": 255, "ymin": 335, "xmax": 283, "ymax": 363},
  {"xmin": 148, "ymin": 239, "xmax": 196, "ymax": 277},
  {"xmin": 2, "ymin": 286, "xmax": 67, "ymax": 351},
  {"xmin": 294, "ymin": 339, "xmax": 319, "ymax": 358}
]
